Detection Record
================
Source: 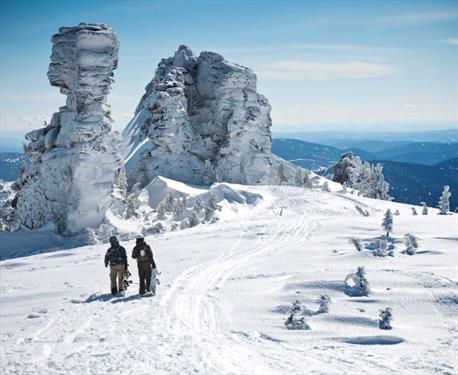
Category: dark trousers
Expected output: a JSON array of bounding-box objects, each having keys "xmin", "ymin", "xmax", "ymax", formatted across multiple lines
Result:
[{"xmin": 137, "ymin": 262, "xmax": 152, "ymax": 294}]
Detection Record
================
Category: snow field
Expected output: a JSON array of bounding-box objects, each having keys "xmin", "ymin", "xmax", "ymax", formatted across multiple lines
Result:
[{"xmin": 1, "ymin": 185, "xmax": 457, "ymax": 374}]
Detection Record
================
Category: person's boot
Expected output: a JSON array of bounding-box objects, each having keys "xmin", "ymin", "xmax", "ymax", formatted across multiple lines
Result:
[{"xmin": 111, "ymin": 288, "xmax": 117, "ymax": 296}]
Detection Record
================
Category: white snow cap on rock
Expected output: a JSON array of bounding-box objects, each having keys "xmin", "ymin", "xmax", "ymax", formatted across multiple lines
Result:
[
  {"xmin": 15, "ymin": 23, "xmax": 126, "ymax": 234},
  {"xmin": 123, "ymin": 45, "xmax": 305, "ymax": 188}
]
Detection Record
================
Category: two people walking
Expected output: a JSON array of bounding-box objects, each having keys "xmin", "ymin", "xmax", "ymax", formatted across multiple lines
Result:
[{"xmin": 104, "ymin": 236, "xmax": 157, "ymax": 296}]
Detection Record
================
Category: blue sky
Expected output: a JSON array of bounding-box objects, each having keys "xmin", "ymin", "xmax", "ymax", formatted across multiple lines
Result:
[{"xmin": 1, "ymin": 0, "xmax": 457, "ymax": 137}]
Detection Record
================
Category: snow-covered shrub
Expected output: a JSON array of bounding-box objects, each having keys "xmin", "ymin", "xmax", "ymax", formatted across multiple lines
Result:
[
  {"xmin": 188, "ymin": 211, "xmax": 200, "ymax": 228},
  {"xmin": 404, "ymin": 233, "xmax": 419, "ymax": 255},
  {"xmin": 180, "ymin": 220, "xmax": 188, "ymax": 230},
  {"xmin": 382, "ymin": 209, "xmax": 393, "ymax": 237},
  {"xmin": 316, "ymin": 294, "xmax": 331, "ymax": 314},
  {"xmin": 411, "ymin": 207, "xmax": 418, "ymax": 215},
  {"xmin": 421, "ymin": 202, "xmax": 428, "ymax": 215},
  {"xmin": 193, "ymin": 198, "xmax": 204, "ymax": 216},
  {"xmin": 285, "ymin": 314, "xmax": 310, "ymax": 330},
  {"xmin": 393, "ymin": 209, "xmax": 400, "ymax": 216},
  {"xmin": 344, "ymin": 266, "xmax": 370, "ymax": 297},
  {"xmin": 365, "ymin": 239, "xmax": 394, "ymax": 257},
  {"xmin": 350, "ymin": 238, "xmax": 363, "ymax": 252},
  {"xmin": 438, "ymin": 185, "xmax": 451, "ymax": 215},
  {"xmin": 378, "ymin": 307, "xmax": 393, "ymax": 330},
  {"xmin": 321, "ymin": 181, "xmax": 331, "ymax": 192},
  {"xmin": 294, "ymin": 169, "xmax": 303, "ymax": 187}
]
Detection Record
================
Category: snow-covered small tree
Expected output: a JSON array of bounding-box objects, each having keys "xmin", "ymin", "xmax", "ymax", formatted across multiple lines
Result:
[
  {"xmin": 421, "ymin": 202, "xmax": 428, "ymax": 215},
  {"xmin": 382, "ymin": 209, "xmax": 393, "ymax": 237},
  {"xmin": 204, "ymin": 193, "xmax": 221, "ymax": 222},
  {"xmin": 193, "ymin": 198, "xmax": 204, "ymax": 217},
  {"xmin": 156, "ymin": 201, "xmax": 167, "ymax": 220},
  {"xmin": 378, "ymin": 307, "xmax": 393, "ymax": 330},
  {"xmin": 285, "ymin": 300, "xmax": 310, "ymax": 330},
  {"xmin": 393, "ymin": 209, "xmax": 400, "ymax": 216},
  {"xmin": 344, "ymin": 266, "xmax": 370, "ymax": 297},
  {"xmin": 316, "ymin": 294, "xmax": 331, "ymax": 314},
  {"xmin": 321, "ymin": 181, "xmax": 331, "ymax": 192},
  {"xmin": 163, "ymin": 192, "xmax": 174, "ymax": 212},
  {"xmin": 188, "ymin": 211, "xmax": 200, "ymax": 228},
  {"xmin": 349, "ymin": 238, "xmax": 363, "ymax": 252},
  {"xmin": 411, "ymin": 207, "xmax": 418, "ymax": 215},
  {"xmin": 291, "ymin": 299, "xmax": 302, "ymax": 313},
  {"xmin": 404, "ymin": 233, "xmax": 419, "ymax": 255},
  {"xmin": 277, "ymin": 164, "xmax": 288, "ymax": 185},
  {"xmin": 294, "ymin": 169, "xmax": 303, "ymax": 187},
  {"xmin": 180, "ymin": 219, "xmax": 188, "ymax": 230},
  {"xmin": 438, "ymin": 185, "xmax": 451, "ymax": 215},
  {"xmin": 173, "ymin": 197, "xmax": 186, "ymax": 221}
]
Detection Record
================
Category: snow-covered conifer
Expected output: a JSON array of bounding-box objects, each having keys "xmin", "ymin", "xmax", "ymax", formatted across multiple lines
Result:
[
  {"xmin": 344, "ymin": 266, "xmax": 370, "ymax": 297},
  {"xmin": 294, "ymin": 169, "xmax": 303, "ymax": 187},
  {"xmin": 156, "ymin": 201, "xmax": 167, "ymax": 220},
  {"xmin": 421, "ymin": 202, "xmax": 428, "ymax": 215},
  {"xmin": 411, "ymin": 207, "xmax": 418, "ymax": 215},
  {"xmin": 193, "ymin": 198, "xmax": 204, "ymax": 216},
  {"xmin": 188, "ymin": 211, "xmax": 200, "ymax": 228},
  {"xmin": 173, "ymin": 197, "xmax": 186, "ymax": 221},
  {"xmin": 321, "ymin": 181, "xmax": 331, "ymax": 192},
  {"xmin": 404, "ymin": 233, "xmax": 419, "ymax": 255},
  {"xmin": 204, "ymin": 193, "xmax": 220, "ymax": 221},
  {"xmin": 393, "ymin": 209, "xmax": 400, "ymax": 216},
  {"xmin": 277, "ymin": 164, "xmax": 288, "ymax": 185},
  {"xmin": 316, "ymin": 294, "xmax": 331, "ymax": 314},
  {"xmin": 438, "ymin": 185, "xmax": 451, "ymax": 215},
  {"xmin": 378, "ymin": 307, "xmax": 393, "ymax": 330},
  {"xmin": 382, "ymin": 209, "xmax": 393, "ymax": 237}
]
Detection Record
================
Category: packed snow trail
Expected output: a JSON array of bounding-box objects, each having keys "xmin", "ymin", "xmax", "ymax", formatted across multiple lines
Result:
[{"xmin": 1, "ymin": 186, "xmax": 457, "ymax": 374}]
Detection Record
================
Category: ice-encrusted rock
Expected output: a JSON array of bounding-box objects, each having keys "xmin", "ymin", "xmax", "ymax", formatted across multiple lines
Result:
[
  {"xmin": 123, "ymin": 45, "xmax": 303, "ymax": 188},
  {"xmin": 14, "ymin": 24, "xmax": 125, "ymax": 234}
]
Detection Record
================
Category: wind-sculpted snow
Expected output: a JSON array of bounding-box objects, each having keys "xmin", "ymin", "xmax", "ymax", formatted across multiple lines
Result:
[
  {"xmin": 123, "ymin": 45, "xmax": 303, "ymax": 188},
  {"xmin": 14, "ymin": 24, "xmax": 126, "ymax": 234}
]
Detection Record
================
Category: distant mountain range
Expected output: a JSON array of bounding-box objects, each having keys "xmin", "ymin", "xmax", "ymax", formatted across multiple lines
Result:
[
  {"xmin": 273, "ymin": 138, "xmax": 458, "ymax": 167},
  {"xmin": 272, "ymin": 138, "xmax": 458, "ymax": 209},
  {"xmin": 2, "ymin": 140, "xmax": 457, "ymax": 209},
  {"xmin": 0, "ymin": 153, "xmax": 23, "ymax": 182}
]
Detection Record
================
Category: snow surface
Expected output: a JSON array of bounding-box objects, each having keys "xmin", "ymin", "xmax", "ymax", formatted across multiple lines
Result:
[{"xmin": 1, "ymin": 184, "xmax": 457, "ymax": 374}]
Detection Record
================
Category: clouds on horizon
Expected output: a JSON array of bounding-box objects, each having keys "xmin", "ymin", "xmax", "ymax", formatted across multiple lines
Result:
[{"xmin": 257, "ymin": 60, "xmax": 396, "ymax": 81}]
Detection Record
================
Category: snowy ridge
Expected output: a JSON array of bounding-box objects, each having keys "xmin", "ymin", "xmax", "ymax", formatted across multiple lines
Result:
[{"xmin": 1, "ymin": 185, "xmax": 457, "ymax": 374}]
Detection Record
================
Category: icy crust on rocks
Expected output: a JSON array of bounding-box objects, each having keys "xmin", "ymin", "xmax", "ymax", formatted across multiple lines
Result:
[
  {"xmin": 14, "ymin": 24, "xmax": 126, "ymax": 234},
  {"xmin": 123, "ymin": 45, "xmax": 302, "ymax": 188}
]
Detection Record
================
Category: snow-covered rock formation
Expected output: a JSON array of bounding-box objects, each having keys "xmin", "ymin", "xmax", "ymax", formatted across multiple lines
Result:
[
  {"xmin": 14, "ymin": 24, "xmax": 125, "ymax": 234},
  {"xmin": 123, "ymin": 45, "xmax": 302, "ymax": 188}
]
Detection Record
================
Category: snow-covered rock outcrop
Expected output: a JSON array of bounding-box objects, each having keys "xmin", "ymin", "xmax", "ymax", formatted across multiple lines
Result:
[
  {"xmin": 123, "ymin": 45, "xmax": 302, "ymax": 188},
  {"xmin": 14, "ymin": 24, "xmax": 125, "ymax": 234}
]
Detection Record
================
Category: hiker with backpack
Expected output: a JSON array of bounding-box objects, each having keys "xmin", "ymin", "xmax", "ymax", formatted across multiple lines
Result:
[
  {"xmin": 104, "ymin": 236, "xmax": 129, "ymax": 296},
  {"xmin": 132, "ymin": 237, "xmax": 157, "ymax": 295}
]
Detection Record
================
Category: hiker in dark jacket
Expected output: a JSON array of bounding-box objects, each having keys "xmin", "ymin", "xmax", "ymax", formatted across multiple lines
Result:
[
  {"xmin": 132, "ymin": 237, "xmax": 156, "ymax": 295},
  {"xmin": 104, "ymin": 236, "xmax": 128, "ymax": 295}
]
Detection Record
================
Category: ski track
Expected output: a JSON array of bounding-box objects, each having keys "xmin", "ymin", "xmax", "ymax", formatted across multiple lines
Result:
[{"xmin": 2, "ymin": 187, "xmax": 457, "ymax": 374}]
